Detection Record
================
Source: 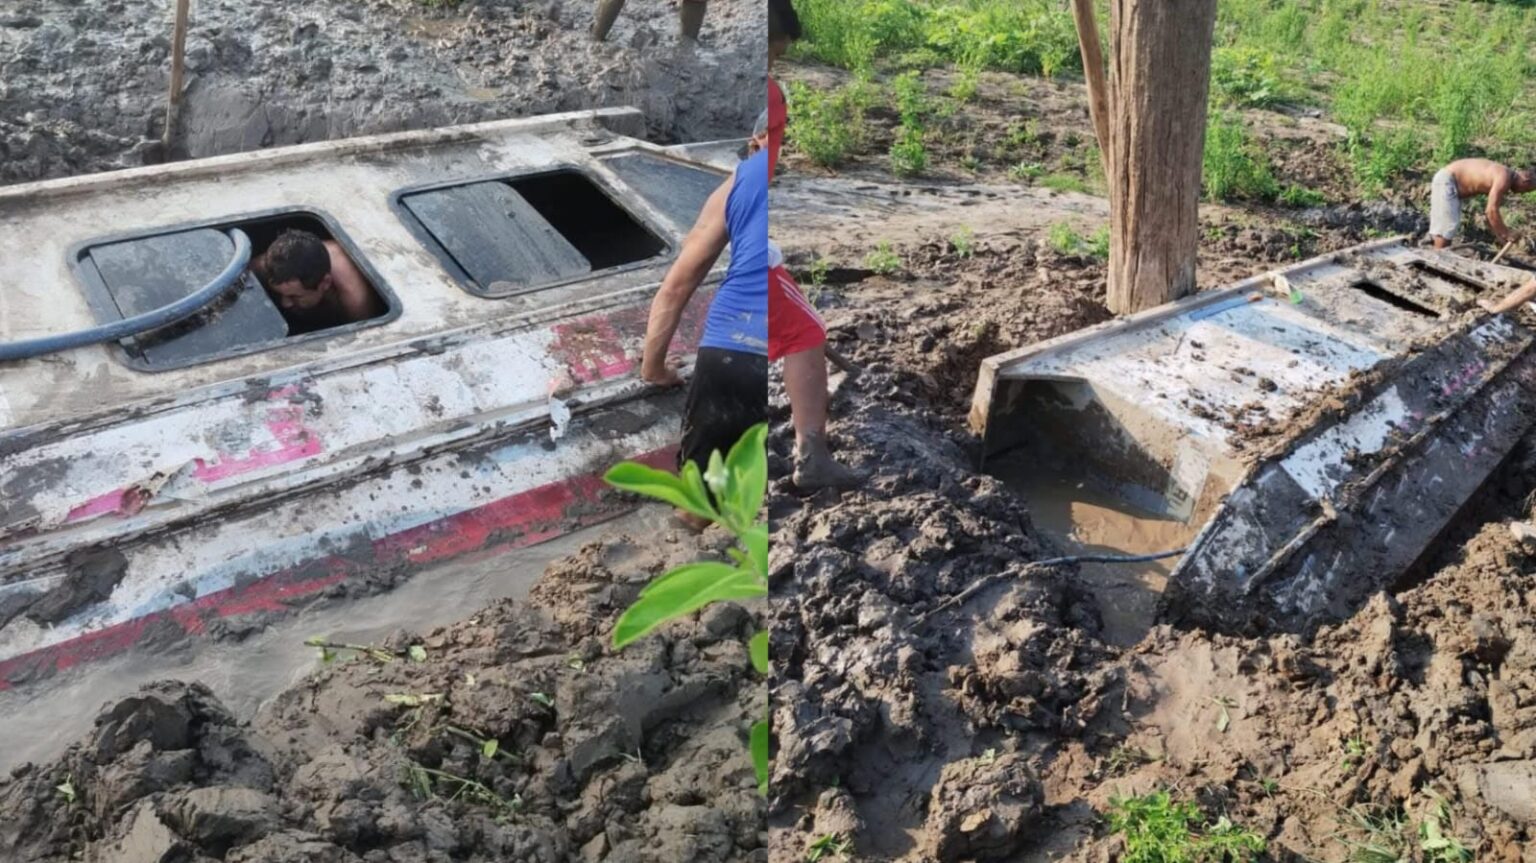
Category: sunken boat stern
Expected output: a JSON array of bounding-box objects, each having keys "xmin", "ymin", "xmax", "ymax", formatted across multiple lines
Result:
[{"xmin": 971, "ymin": 238, "xmax": 1536, "ymax": 634}]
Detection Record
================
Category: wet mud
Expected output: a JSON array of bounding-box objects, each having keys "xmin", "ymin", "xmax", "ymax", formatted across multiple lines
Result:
[
  {"xmin": 0, "ymin": 0, "xmax": 765, "ymax": 186},
  {"xmin": 768, "ymin": 153, "xmax": 1536, "ymax": 857},
  {"xmin": 0, "ymin": 520, "xmax": 767, "ymax": 863}
]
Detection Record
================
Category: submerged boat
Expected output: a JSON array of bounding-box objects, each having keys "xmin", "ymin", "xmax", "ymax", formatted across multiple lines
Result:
[
  {"xmin": 971, "ymin": 238, "xmax": 1536, "ymax": 634},
  {"xmin": 0, "ymin": 108, "xmax": 735, "ymax": 688}
]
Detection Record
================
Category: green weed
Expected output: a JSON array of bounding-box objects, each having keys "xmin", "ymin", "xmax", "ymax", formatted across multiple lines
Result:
[
  {"xmin": 786, "ymin": 81, "xmax": 870, "ymax": 169},
  {"xmin": 1203, "ymin": 114, "xmax": 1278, "ymax": 202},
  {"xmin": 949, "ymin": 225, "xmax": 975, "ymax": 258},
  {"xmin": 1279, "ymin": 184, "xmax": 1326, "ymax": 208},
  {"xmin": 1106, "ymin": 791, "xmax": 1266, "ymax": 863},
  {"xmin": 1040, "ymin": 172, "xmax": 1088, "ymax": 194},
  {"xmin": 889, "ymin": 125, "xmax": 928, "ymax": 176},
  {"xmin": 1047, "ymin": 223, "xmax": 1109, "ymax": 261},
  {"xmin": 806, "ymin": 833, "xmax": 853, "ymax": 861},
  {"xmin": 1009, "ymin": 161, "xmax": 1046, "ymax": 182},
  {"xmin": 864, "ymin": 241, "xmax": 901, "ymax": 275}
]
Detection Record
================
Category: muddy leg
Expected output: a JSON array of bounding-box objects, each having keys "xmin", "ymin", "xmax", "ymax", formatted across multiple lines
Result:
[
  {"xmin": 784, "ymin": 346, "xmax": 866, "ymax": 491},
  {"xmin": 679, "ymin": 0, "xmax": 707, "ymax": 40},
  {"xmin": 592, "ymin": 0, "xmax": 627, "ymax": 41}
]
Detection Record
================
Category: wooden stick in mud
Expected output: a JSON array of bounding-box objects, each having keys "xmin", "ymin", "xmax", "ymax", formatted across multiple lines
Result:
[
  {"xmin": 1493, "ymin": 239, "xmax": 1515, "ymax": 265},
  {"xmin": 825, "ymin": 345, "xmax": 860, "ymax": 380},
  {"xmin": 163, "ymin": 0, "xmax": 190, "ymax": 154},
  {"xmin": 1069, "ymin": 0, "xmax": 1111, "ymax": 181}
]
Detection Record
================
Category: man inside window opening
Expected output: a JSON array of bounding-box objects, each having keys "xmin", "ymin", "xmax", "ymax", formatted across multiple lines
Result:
[{"xmin": 250, "ymin": 229, "xmax": 384, "ymax": 330}]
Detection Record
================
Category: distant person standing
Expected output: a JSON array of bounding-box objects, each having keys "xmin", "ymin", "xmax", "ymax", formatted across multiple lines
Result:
[
  {"xmin": 1429, "ymin": 158, "xmax": 1536, "ymax": 249},
  {"xmin": 592, "ymin": 0, "xmax": 708, "ymax": 41}
]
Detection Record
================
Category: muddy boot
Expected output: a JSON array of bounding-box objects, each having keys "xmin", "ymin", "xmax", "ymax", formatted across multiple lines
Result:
[
  {"xmin": 678, "ymin": 0, "xmax": 707, "ymax": 40},
  {"xmin": 591, "ymin": 0, "xmax": 627, "ymax": 41},
  {"xmin": 792, "ymin": 432, "xmax": 867, "ymax": 492}
]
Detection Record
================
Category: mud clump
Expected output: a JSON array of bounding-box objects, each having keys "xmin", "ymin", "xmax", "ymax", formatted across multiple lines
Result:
[
  {"xmin": 0, "ymin": 526, "xmax": 766, "ymax": 863},
  {"xmin": 0, "ymin": 0, "xmax": 765, "ymax": 186}
]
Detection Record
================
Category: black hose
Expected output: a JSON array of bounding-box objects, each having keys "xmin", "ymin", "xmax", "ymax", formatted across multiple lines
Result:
[{"xmin": 0, "ymin": 228, "xmax": 253, "ymax": 363}]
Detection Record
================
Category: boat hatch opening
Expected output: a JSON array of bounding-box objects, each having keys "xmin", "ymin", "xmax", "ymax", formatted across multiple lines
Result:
[
  {"xmin": 600, "ymin": 150, "xmax": 725, "ymax": 232},
  {"xmin": 396, "ymin": 168, "xmax": 668, "ymax": 299},
  {"xmin": 1351, "ymin": 278, "xmax": 1441, "ymax": 318},
  {"xmin": 72, "ymin": 211, "xmax": 399, "ymax": 372}
]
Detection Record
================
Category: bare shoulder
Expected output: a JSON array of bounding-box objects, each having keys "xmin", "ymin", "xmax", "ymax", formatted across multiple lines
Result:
[{"xmin": 323, "ymin": 240, "xmax": 363, "ymax": 279}]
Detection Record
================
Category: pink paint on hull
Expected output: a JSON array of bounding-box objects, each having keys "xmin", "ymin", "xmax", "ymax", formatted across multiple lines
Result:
[{"xmin": 0, "ymin": 447, "xmax": 676, "ymax": 691}]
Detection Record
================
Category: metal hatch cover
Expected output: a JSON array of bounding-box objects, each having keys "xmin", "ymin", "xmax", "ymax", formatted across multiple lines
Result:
[
  {"xmin": 401, "ymin": 181, "xmax": 592, "ymax": 294},
  {"xmin": 602, "ymin": 151, "xmax": 725, "ymax": 232},
  {"xmin": 82, "ymin": 228, "xmax": 287, "ymax": 371}
]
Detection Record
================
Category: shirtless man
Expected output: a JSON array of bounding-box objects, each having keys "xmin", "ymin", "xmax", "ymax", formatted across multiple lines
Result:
[
  {"xmin": 1429, "ymin": 158, "xmax": 1536, "ymax": 249},
  {"xmin": 250, "ymin": 229, "xmax": 383, "ymax": 328}
]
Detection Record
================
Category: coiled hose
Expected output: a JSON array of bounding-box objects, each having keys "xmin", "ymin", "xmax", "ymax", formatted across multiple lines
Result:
[{"xmin": 0, "ymin": 228, "xmax": 253, "ymax": 363}]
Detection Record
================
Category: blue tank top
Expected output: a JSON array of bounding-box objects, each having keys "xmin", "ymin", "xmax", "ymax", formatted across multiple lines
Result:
[{"xmin": 700, "ymin": 149, "xmax": 768, "ymax": 355}]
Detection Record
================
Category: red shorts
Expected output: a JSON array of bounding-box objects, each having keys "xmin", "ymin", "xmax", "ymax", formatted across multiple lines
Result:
[{"xmin": 768, "ymin": 264, "xmax": 826, "ymax": 361}]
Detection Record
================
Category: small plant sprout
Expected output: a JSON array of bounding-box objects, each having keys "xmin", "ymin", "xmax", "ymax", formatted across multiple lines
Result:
[
  {"xmin": 808, "ymin": 257, "xmax": 830, "ymax": 287},
  {"xmin": 1256, "ymin": 777, "xmax": 1279, "ymax": 797},
  {"xmin": 1105, "ymin": 745, "xmax": 1156, "ymax": 775},
  {"xmin": 407, "ymin": 645, "xmax": 427, "ymax": 663},
  {"xmin": 566, "ymin": 654, "xmax": 586, "ymax": 672},
  {"xmin": 384, "ymin": 692, "xmax": 444, "ymax": 707},
  {"xmin": 55, "ymin": 776, "xmax": 76, "ymax": 806},
  {"xmin": 1419, "ymin": 794, "xmax": 1471, "ymax": 863},
  {"xmin": 1341, "ymin": 734, "xmax": 1369, "ymax": 772},
  {"xmin": 529, "ymin": 692, "xmax": 555, "ymax": 710},
  {"xmin": 604, "ymin": 424, "xmax": 770, "ymax": 794},
  {"xmin": 949, "ymin": 225, "xmax": 975, "ymax": 258},
  {"xmin": 1210, "ymin": 695, "xmax": 1237, "ymax": 733},
  {"xmin": 978, "ymin": 747, "xmax": 998, "ymax": 765},
  {"xmin": 806, "ymin": 833, "xmax": 854, "ymax": 861},
  {"xmin": 864, "ymin": 242, "xmax": 901, "ymax": 275}
]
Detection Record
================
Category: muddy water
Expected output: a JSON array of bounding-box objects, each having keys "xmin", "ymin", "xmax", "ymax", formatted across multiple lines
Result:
[
  {"xmin": 0, "ymin": 507, "xmax": 667, "ymax": 773},
  {"xmin": 993, "ymin": 462, "xmax": 1197, "ymax": 646}
]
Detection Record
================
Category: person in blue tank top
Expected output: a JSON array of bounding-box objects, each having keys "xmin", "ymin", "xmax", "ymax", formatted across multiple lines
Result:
[{"xmin": 639, "ymin": 142, "xmax": 769, "ymax": 518}]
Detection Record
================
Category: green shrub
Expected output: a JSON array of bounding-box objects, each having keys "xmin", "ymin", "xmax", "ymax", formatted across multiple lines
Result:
[
  {"xmin": 1107, "ymin": 792, "xmax": 1265, "ymax": 863},
  {"xmin": 786, "ymin": 81, "xmax": 869, "ymax": 168},
  {"xmin": 1203, "ymin": 113, "xmax": 1278, "ymax": 202},
  {"xmin": 889, "ymin": 125, "xmax": 928, "ymax": 176}
]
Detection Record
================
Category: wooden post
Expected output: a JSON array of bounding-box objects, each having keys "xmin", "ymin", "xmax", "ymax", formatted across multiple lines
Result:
[
  {"xmin": 1069, "ymin": 0, "xmax": 1110, "ymax": 182},
  {"xmin": 1104, "ymin": 0, "xmax": 1218, "ymax": 315},
  {"xmin": 163, "ymin": 0, "xmax": 190, "ymax": 155},
  {"xmin": 592, "ymin": 0, "xmax": 627, "ymax": 41}
]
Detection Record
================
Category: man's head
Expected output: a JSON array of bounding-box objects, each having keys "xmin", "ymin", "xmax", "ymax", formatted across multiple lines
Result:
[
  {"xmin": 768, "ymin": 0, "xmax": 800, "ymax": 65},
  {"xmin": 1516, "ymin": 168, "xmax": 1536, "ymax": 193},
  {"xmin": 259, "ymin": 230, "xmax": 332, "ymax": 310}
]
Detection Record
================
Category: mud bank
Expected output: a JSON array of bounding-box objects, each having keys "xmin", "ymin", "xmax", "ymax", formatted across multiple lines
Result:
[
  {"xmin": 0, "ymin": 0, "xmax": 765, "ymax": 185},
  {"xmin": 0, "ymin": 519, "xmax": 767, "ymax": 863}
]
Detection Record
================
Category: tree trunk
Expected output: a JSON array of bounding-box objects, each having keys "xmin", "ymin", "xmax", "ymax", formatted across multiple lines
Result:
[{"xmin": 1105, "ymin": 0, "xmax": 1217, "ymax": 315}]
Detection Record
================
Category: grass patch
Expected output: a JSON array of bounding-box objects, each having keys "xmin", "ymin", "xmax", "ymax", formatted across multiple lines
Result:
[
  {"xmin": 790, "ymin": 0, "xmax": 1079, "ymax": 76},
  {"xmin": 1203, "ymin": 113, "xmax": 1278, "ymax": 202},
  {"xmin": 1039, "ymin": 172, "xmax": 1088, "ymax": 194},
  {"xmin": 787, "ymin": 80, "xmax": 875, "ymax": 168},
  {"xmin": 1106, "ymin": 791, "xmax": 1265, "ymax": 863},
  {"xmin": 1047, "ymin": 222, "xmax": 1109, "ymax": 261}
]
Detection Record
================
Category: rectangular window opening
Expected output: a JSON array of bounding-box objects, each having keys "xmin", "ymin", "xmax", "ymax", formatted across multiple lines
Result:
[
  {"xmin": 395, "ymin": 168, "xmax": 668, "ymax": 298},
  {"xmin": 1351, "ymin": 279, "xmax": 1441, "ymax": 318},
  {"xmin": 74, "ymin": 211, "xmax": 398, "ymax": 371}
]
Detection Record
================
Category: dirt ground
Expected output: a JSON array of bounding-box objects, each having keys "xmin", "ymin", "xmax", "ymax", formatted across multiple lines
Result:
[
  {"xmin": 0, "ymin": 0, "xmax": 765, "ymax": 185},
  {"xmin": 0, "ymin": 525, "xmax": 767, "ymax": 863},
  {"xmin": 767, "ymin": 61, "xmax": 1536, "ymax": 861}
]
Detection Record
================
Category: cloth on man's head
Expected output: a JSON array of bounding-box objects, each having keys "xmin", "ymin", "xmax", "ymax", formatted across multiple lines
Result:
[{"xmin": 767, "ymin": 77, "xmax": 787, "ymax": 177}]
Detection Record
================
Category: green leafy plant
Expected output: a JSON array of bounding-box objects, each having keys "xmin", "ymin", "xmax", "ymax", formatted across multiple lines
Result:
[
  {"xmin": 806, "ymin": 833, "xmax": 854, "ymax": 861},
  {"xmin": 890, "ymin": 125, "xmax": 928, "ymax": 176},
  {"xmin": 1107, "ymin": 791, "xmax": 1265, "ymax": 863},
  {"xmin": 864, "ymin": 241, "xmax": 901, "ymax": 275},
  {"xmin": 55, "ymin": 776, "xmax": 76, "ymax": 806},
  {"xmin": 1279, "ymin": 184, "xmax": 1326, "ymax": 208},
  {"xmin": 1341, "ymin": 734, "xmax": 1369, "ymax": 772},
  {"xmin": 604, "ymin": 424, "xmax": 770, "ymax": 793},
  {"xmin": 949, "ymin": 225, "xmax": 975, "ymax": 258},
  {"xmin": 787, "ymin": 82, "xmax": 869, "ymax": 168}
]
